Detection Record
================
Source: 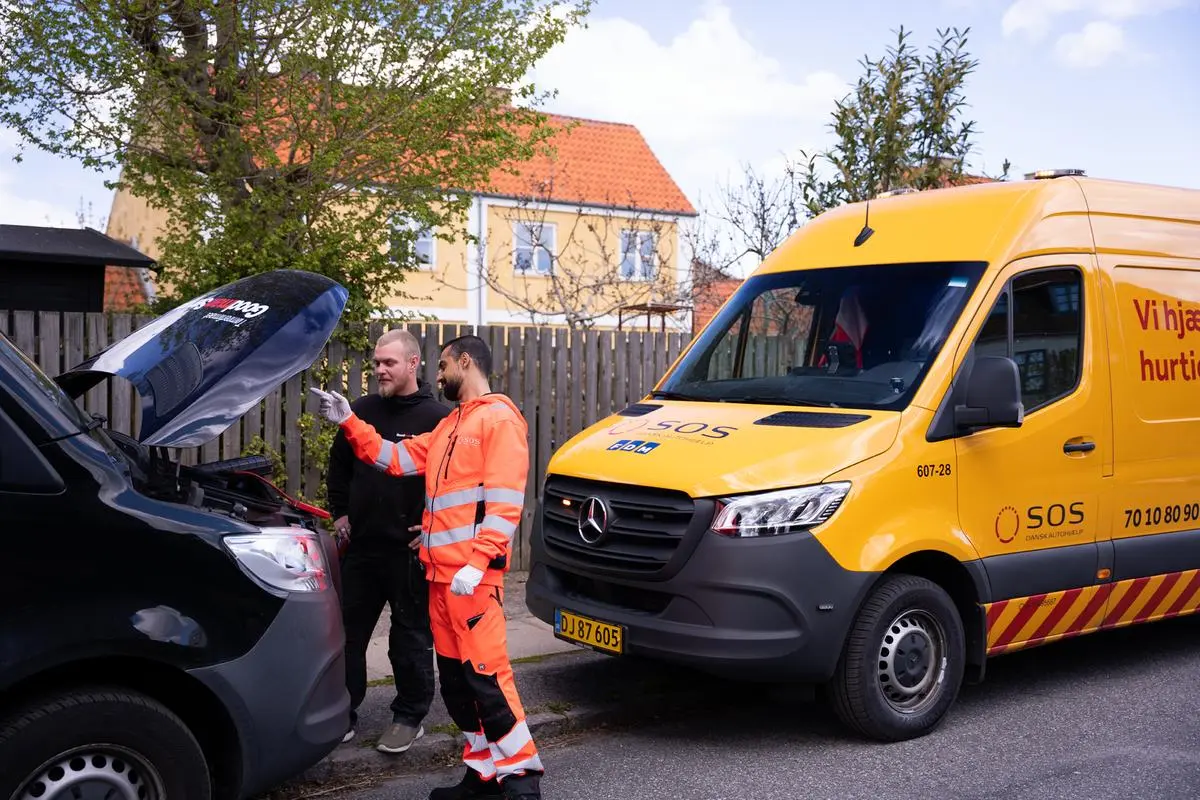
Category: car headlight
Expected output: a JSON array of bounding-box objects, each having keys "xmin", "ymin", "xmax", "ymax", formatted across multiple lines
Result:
[
  {"xmin": 224, "ymin": 527, "xmax": 330, "ymax": 594},
  {"xmin": 711, "ymin": 482, "xmax": 850, "ymax": 538}
]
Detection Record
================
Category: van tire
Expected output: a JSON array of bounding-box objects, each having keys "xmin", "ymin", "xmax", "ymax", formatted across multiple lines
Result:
[
  {"xmin": 0, "ymin": 686, "xmax": 211, "ymax": 800},
  {"xmin": 828, "ymin": 574, "xmax": 965, "ymax": 742}
]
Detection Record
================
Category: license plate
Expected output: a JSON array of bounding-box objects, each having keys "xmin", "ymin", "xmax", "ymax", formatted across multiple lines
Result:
[{"xmin": 554, "ymin": 609, "xmax": 625, "ymax": 655}]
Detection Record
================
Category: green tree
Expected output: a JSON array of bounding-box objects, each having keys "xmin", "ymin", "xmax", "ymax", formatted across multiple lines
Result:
[
  {"xmin": 0, "ymin": 0, "xmax": 591, "ymax": 326},
  {"xmin": 797, "ymin": 26, "xmax": 1009, "ymax": 217}
]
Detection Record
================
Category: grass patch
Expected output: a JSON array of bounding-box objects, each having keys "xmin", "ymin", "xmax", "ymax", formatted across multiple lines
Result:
[
  {"xmin": 511, "ymin": 648, "xmax": 585, "ymax": 665},
  {"xmin": 511, "ymin": 654, "xmax": 551, "ymax": 665},
  {"xmin": 528, "ymin": 700, "xmax": 573, "ymax": 716},
  {"xmin": 427, "ymin": 722, "xmax": 461, "ymax": 737},
  {"xmin": 367, "ymin": 676, "xmax": 395, "ymax": 687}
]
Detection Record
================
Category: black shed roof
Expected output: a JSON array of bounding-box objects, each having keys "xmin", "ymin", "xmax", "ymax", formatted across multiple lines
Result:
[{"xmin": 0, "ymin": 225, "xmax": 155, "ymax": 269}]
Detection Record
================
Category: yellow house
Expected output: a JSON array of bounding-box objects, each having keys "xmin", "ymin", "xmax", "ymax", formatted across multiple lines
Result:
[{"xmin": 106, "ymin": 112, "xmax": 698, "ymax": 330}]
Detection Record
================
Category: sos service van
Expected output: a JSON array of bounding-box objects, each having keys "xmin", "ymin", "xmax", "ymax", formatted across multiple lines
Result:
[{"xmin": 524, "ymin": 170, "xmax": 1200, "ymax": 742}]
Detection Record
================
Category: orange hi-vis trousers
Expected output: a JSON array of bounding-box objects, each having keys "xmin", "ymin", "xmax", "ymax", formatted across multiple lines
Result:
[{"xmin": 430, "ymin": 581, "xmax": 543, "ymax": 784}]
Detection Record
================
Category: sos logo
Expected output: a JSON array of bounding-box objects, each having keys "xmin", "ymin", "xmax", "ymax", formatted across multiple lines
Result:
[
  {"xmin": 995, "ymin": 502, "xmax": 1085, "ymax": 543},
  {"xmin": 607, "ymin": 419, "xmax": 737, "ymax": 440},
  {"xmin": 1028, "ymin": 502, "xmax": 1085, "ymax": 528}
]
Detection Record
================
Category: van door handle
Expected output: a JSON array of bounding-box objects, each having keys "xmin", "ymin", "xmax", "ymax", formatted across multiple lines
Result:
[{"xmin": 1063, "ymin": 440, "xmax": 1096, "ymax": 454}]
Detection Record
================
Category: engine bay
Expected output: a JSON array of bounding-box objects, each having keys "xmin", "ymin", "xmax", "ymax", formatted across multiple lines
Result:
[{"xmin": 105, "ymin": 429, "xmax": 323, "ymax": 531}]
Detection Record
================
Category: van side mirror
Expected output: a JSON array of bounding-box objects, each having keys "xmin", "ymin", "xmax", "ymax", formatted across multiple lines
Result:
[{"xmin": 953, "ymin": 356, "xmax": 1024, "ymax": 430}]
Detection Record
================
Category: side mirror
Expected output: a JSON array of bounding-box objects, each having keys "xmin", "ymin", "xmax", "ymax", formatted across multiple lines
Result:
[{"xmin": 954, "ymin": 355, "xmax": 1024, "ymax": 430}]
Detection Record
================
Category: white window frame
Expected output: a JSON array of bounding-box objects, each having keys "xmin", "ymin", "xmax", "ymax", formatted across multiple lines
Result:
[
  {"xmin": 389, "ymin": 215, "xmax": 435, "ymax": 270},
  {"xmin": 513, "ymin": 221, "xmax": 555, "ymax": 276},
  {"xmin": 619, "ymin": 229, "xmax": 658, "ymax": 281}
]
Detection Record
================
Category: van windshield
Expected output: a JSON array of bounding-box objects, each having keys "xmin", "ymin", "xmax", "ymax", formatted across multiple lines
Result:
[{"xmin": 660, "ymin": 261, "xmax": 987, "ymax": 411}]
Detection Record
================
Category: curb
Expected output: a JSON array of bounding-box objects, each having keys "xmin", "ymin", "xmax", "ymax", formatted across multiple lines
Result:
[
  {"xmin": 262, "ymin": 648, "xmax": 730, "ymax": 798},
  {"xmin": 274, "ymin": 700, "xmax": 619, "ymax": 797}
]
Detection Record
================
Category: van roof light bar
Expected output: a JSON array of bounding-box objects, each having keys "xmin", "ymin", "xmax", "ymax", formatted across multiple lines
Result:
[{"xmin": 1025, "ymin": 168, "xmax": 1086, "ymax": 180}]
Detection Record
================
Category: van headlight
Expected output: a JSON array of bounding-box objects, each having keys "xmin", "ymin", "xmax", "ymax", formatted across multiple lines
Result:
[
  {"xmin": 711, "ymin": 482, "xmax": 850, "ymax": 538},
  {"xmin": 224, "ymin": 527, "xmax": 330, "ymax": 593}
]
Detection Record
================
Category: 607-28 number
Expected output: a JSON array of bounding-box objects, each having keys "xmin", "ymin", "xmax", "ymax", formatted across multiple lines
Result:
[
  {"xmin": 916, "ymin": 463, "xmax": 952, "ymax": 478},
  {"xmin": 1124, "ymin": 503, "xmax": 1200, "ymax": 529}
]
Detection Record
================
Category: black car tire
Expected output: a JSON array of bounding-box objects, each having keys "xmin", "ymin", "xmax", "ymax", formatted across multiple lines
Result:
[
  {"xmin": 828, "ymin": 574, "xmax": 965, "ymax": 742},
  {"xmin": 0, "ymin": 686, "xmax": 211, "ymax": 800}
]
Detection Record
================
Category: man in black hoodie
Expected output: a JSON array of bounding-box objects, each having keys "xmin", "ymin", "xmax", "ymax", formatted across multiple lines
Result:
[{"xmin": 327, "ymin": 328, "xmax": 450, "ymax": 753}]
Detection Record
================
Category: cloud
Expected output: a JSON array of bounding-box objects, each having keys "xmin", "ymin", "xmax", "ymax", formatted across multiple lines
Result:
[
  {"xmin": 0, "ymin": 126, "xmax": 18, "ymax": 152},
  {"xmin": 1054, "ymin": 20, "xmax": 1127, "ymax": 66},
  {"xmin": 1001, "ymin": 0, "xmax": 1188, "ymax": 40},
  {"xmin": 0, "ymin": 128, "xmax": 80, "ymax": 227},
  {"xmin": 0, "ymin": 173, "xmax": 77, "ymax": 226},
  {"xmin": 523, "ymin": 0, "xmax": 845, "ymax": 210}
]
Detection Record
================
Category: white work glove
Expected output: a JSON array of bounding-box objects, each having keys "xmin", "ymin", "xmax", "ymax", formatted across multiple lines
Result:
[
  {"xmin": 308, "ymin": 387, "xmax": 352, "ymax": 425},
  {"xmin": 450, "ymin": 565, "xmax": 485, "ymax": 596}
]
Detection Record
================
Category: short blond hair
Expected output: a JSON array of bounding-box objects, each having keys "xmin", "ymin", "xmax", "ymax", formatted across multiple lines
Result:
[{"xmin": 376, "ymin": 328, "xmax": 421, "ymax": 360}]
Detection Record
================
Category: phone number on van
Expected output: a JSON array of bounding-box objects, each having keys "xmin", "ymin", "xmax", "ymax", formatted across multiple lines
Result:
[{"xmin": 1123, "ymin": 503, "xmax": 1200, "ymax": 529}]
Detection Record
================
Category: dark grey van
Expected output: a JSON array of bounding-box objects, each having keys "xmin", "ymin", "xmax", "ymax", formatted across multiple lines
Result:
[{"xmin": 0, "ymin": 269, "xmax": 350, "ymax": 799}]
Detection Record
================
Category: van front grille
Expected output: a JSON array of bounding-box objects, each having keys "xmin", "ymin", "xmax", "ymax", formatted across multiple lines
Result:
[{"xmin": 541, "ymin": 476, "xmax": 695, "ymax": 574}]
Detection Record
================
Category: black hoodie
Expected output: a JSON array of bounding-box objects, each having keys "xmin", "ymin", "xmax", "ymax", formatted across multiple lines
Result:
[{"xmin": 326, "ymin": 381, "xmax": 451, "ymax": 546}]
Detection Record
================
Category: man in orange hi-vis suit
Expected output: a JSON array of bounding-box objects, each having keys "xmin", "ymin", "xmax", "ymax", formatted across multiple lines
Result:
[{"xmin": 310, "ymin": 335, "xmax": 543, "ymax": 800}]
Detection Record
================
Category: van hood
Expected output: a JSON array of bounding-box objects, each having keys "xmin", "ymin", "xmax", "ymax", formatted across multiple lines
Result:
[
  {"xmin": 548, "ymin": 401, "xmax": 900, "ymax": 498},
  {"xmin": 55, "ymin": 269, "xmax": 348, "ymax": 448}
]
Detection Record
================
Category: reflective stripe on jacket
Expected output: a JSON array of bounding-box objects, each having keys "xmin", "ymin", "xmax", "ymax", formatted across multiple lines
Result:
[{"xmin": 339, "ymin": 392, "xmax": 528, "ymax": 586}]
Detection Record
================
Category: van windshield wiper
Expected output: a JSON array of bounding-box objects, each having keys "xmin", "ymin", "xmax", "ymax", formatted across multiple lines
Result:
[
  {"xmin": 722, "ymin": 396, "xmax": 838, "ymax": 408},
  {"xmin": 650, "ymin": 390, "xmax": 711, "ymax": 401}
]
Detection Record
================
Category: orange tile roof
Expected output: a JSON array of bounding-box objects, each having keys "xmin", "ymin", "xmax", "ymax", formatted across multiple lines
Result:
[
  {"xmin": 691, "ymin": 275, "xmax": 741, "ymax": 336},
  {"xmin": 104, "ymin": 266, "xmax": 148, "ymax": 311},
  {"xmin": 244, "ymin": 79, "xmax": 693, "ymax": 216},
  {"xmin": 928, "ymin": 172, "xmax": 994, "ymax": 189},
  {"xmin": 909, "ymin": 167, "xmax": 995, "ymax": 190},
  {"xmin": 259, "ymin": 106, "xmax": 695, "ymax": 216},
  {"xmin": 480, "ymin": 114, "xmax": 696, "ymax": 216}
]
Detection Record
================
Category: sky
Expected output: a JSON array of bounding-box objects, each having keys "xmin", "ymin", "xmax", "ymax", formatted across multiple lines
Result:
[{"xmin": 2, "ymin": 0, "xmax": 1198, "ymax": 262}]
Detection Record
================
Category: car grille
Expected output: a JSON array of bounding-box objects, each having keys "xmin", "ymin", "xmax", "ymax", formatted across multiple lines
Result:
[{"xmin": 541, "ymin": 476, "xmax": 696, "ymax": 574}]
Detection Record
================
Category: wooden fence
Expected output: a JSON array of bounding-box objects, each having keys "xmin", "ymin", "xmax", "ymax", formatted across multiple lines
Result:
[{"xmin": 0, "ymin": 309, "xmax": 692, "ymax": 569}]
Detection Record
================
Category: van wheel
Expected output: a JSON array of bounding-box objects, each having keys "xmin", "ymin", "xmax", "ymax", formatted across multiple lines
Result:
[
  {"xmin": 828, "ymin": 574, "xmax": 965, "ymax": 742},
  {"xmin": 0, "ymin": 687, "xmax": 211, "ymax": 800}
]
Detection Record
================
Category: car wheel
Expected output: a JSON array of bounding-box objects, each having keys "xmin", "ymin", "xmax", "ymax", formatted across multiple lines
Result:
[
  {"xmin": 828, "ymin": 574, "xmax": 965, "ymax": 742},
  {"xmin": 0, "ymin": 687, "xmax": 211, "ymax": 800}
]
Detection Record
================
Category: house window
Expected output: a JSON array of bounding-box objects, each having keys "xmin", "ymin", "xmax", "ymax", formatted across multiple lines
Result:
[
  {"xmin": 514, "ymin": 222, "xmax": 554, "ymax": 275},
  {"xmin": 620, "ymin": 230, "xmax": 657, "ymax": 281},
  {"xmin": 389, "ymin": 216, "xmax": 434, "ymax": 268}
]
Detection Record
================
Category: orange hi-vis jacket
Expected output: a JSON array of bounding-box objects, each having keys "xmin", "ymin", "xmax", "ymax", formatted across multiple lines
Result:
[{"xmin": 340, "ymin": 392, "xmax": 528, "ymax": 586}]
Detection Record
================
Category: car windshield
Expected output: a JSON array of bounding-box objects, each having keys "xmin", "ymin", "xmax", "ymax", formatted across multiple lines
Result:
[
  {"xmin": 0, "ymin": 331, "xmax": 94, "ymax": 432},
  {"xmin": 660, "ymin": 261, "xmax": 988, "ymax": 411}
]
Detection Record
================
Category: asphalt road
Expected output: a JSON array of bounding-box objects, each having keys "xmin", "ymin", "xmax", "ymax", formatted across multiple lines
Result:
[{"xmin": 337, "ymin": 615, "xmax": 1200, "ymax": 800}]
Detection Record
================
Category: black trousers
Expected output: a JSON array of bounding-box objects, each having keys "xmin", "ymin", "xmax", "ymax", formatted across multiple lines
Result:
[{"xmin": 340, "ymin": 539, "xmax": 434, "ymax": 728}]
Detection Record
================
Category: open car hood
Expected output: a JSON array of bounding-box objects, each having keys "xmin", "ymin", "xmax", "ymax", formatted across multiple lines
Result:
[{"xmin": 55, "ymin": 269, "xmax": 348, "ymax": 448}]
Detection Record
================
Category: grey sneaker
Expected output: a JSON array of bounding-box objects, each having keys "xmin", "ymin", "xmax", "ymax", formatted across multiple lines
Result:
[{"xmin": 377, "ymin": 722, "xmax": 424, "ymax": 754}]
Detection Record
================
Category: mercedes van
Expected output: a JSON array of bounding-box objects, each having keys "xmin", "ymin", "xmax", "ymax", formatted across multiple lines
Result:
[
  {"xmin": 1, "ymin": 270, "xmax": 350, "ymax": 798},
  {"xmin": 525, "ymin": 172, "xmax": 1200, "ymax": 741}
]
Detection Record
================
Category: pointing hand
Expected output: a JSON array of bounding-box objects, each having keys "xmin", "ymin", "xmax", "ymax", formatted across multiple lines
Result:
[{"xmin": 308, "ymin": 387, "xmax": 352, "ymax": 425}]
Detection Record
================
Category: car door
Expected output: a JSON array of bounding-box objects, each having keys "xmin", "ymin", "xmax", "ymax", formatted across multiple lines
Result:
[{"xmin": 953, "ymin": 256, "xmax": 1114, "ymax": 655}]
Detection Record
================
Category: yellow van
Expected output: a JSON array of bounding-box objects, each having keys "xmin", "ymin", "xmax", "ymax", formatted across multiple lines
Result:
[{"xmin": 524, "ymin": 171, "xmax": 1200, "ymax": 741}]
